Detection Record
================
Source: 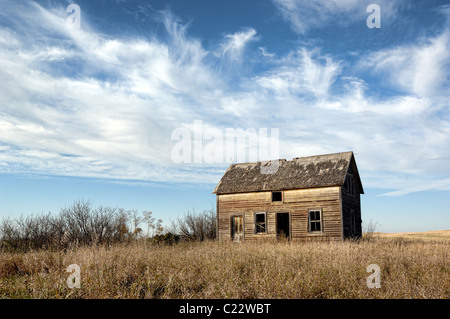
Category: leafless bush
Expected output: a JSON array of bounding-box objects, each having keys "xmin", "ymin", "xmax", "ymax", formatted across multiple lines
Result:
[
  {"xmin": 0, "ymin": 213, "xmax": 59, "ymax": 251},
  {"xmin": 0, "ymin": 199, "xmax": 162, "ymax": 252},
  {"xmin": 362, "ymin": 219, "xmax": 380, "ymax": 242},
  {"xmin": 170, "ymin": 209, "xmax": 216, "ymax": 241},
  {"xmin": 60, "ymin": 199, "xmax": 119, "ymax": 246}
]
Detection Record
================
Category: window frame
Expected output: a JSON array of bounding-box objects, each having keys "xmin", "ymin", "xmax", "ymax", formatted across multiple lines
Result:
[
  {"xmin": 271, "ymin": 191, "xmax": 283, "ymax": 202},
  {"xmin": 307, "ymin": 208, "xmax": 323, "ymax": 233},
  {"xmin": 254, "ymin": 212, "xmax": 267, "ymax": 234}
]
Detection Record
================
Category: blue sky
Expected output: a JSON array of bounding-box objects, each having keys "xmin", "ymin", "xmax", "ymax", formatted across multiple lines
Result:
[{"xmin": 0, "ymin": 0, "xmax": 449, "ymax": 233}]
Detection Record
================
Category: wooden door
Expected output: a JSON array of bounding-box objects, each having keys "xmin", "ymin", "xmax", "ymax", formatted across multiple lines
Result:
[{"xmin": 231, "ymin": 215, "xmax": 244, "ymax": 242}]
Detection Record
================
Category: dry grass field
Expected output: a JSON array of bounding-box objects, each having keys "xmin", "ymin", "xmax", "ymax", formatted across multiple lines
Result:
[
  {"xmin": 375, "ymin": 230, "xmax": 450, "ymax": 241},
  {"xmin": 0, "ymin": 234, "xmax": 448, "ymax": 299}
]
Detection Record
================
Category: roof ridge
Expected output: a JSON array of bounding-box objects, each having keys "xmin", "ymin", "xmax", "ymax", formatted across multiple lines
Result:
[
  {"xmin": 232, "ymin": 158, "xmax": 287, "ymax": 167},
  {"xmin": 230, "ymin": 151, "xmax": 353, "ymax": 166},
  {"xmin": 293, "ymin": 151, "xmax": 353, "ymax": 161}
]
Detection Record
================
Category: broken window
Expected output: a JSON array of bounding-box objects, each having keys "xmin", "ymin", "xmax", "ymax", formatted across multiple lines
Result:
[
  {"xmin": 272, "ymin": 191, "xmax": 282, "ymax": 202},
  {"xmin": 308, "ymin": 209, "xmax": 322, "ymax": 232},
  {"xmin": 255, "ymin": 212, "xmax": 266, "ymax": 234}
]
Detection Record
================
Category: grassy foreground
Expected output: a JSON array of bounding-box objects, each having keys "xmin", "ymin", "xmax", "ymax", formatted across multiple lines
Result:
[{"xmin": 0, "ymin": 238, "xmax": 449, "ymax": 299}]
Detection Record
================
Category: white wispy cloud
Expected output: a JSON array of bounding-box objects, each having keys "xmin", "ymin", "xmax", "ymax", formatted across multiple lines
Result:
[
  {"xmin": 0, "ymin": 3, "xmax": 214, "ymax": 181},
  {"xmin": 0, "ymin": 1, "xmax": 449, "ymax": 197},
  {"xmin": 216, "ymin": 27, "xmax": 258, "ymax": 62},
  {"xmin": 258, "ymin": 47, "xmax": 275, "ymax": 58},
  {"xmin": 359, "ymin": 30, "xmax": 450, "ymax": 99},
  {"xmin": 253, "ymin": 48, "xmax": 341, "ymax": 97},
  {"xmin": 272, "ymin": 0, "xmax": 403, "ymax": 34}
]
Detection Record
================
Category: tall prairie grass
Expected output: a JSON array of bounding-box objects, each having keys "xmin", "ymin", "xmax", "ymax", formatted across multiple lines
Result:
[{"xmin": 0, "ymin": 238, "xmax": 448, "ymax": 299}]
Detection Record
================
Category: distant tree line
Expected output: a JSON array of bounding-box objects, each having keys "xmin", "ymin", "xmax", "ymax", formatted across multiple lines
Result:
[{"xmin": 0, "ymin": 199, "xmax": 217, "ymax": 252}]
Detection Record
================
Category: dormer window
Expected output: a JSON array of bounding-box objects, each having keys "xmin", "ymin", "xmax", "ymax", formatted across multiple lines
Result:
[{"xmin": 272, "ymin": 191, "xmax": 282, "ymax": 202}]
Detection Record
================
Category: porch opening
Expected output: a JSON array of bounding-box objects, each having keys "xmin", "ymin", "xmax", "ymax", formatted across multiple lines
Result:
[{"xmin": 276, "ymin": 212, "xmax": 290, "ymax": 239}]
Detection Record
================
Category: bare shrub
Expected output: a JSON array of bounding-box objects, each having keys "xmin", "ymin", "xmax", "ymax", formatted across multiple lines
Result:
[
  {"xmin": 0, "ymin": 213, "xmax": 59, "ymax": 252},
  {"xmin": 362, "ymin": 219, "xmax": 380, "ymax": 242},
  {"xmin": 170, "ymin": 209, "xmax": 216, "ymax": 241},
  {"xmin": 0, "ymin": 199, "xmax": 162, "ymax": 252},
  {"xmin": 59, "ymin": 199, "xmax": 120, "ymax": 246}
]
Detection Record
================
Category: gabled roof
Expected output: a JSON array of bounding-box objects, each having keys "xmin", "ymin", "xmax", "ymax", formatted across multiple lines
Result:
[{"xmin": 213, "ymin": 151, "xmax": 364, "ymax": 195}]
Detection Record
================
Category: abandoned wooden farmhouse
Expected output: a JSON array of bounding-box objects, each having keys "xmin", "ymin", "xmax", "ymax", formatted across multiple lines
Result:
[{"xmin": 213, "ymin": 151, "xmax": 363, "ymax": 241}]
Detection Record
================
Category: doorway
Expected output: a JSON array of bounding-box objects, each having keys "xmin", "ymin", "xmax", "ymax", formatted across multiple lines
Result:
[
  {"xmin": 231, "ymin": 215, "xmax": 244, "ymax": 242},
  {"xmin": 276, "ymin": 213, "xmax": 290, "ymax": 240}
]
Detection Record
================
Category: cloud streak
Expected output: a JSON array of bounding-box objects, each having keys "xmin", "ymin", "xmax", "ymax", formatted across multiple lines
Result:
[
  {"xmin": 272, "ymin": 0, "xmax": 403, "ymax": 34},
  {"xmin": 359, "ymin": 30, "xmax": 450, "ymax": 99},
  {"xmin": 253, "ymin": 48, "xmax": 341, "ymax": 97},
  {"xmin": 0, "ymin": 1, "xmax": 449, "ymax": 196},
  {"xmin": 217, "ymin": 27, "xmax": 258, "ymax": 61}
]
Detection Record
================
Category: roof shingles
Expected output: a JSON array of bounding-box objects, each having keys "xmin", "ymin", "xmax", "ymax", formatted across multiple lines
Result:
[{"xmin": 213, "ymin": 151, "xmax": 359, "ymax": 194}]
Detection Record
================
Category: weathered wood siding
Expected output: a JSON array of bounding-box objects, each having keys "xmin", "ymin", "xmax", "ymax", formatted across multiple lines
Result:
[
  {"xmin": 341, "ymin": 164, "xmax": 362, "ymax": 238},
  {"xmin": 217, "ymin": 186, "xmax": 343, "ymax": 242},
  {"xmin": 341, "ymin": 191, "xmax": 361, "ymax": 238}
]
